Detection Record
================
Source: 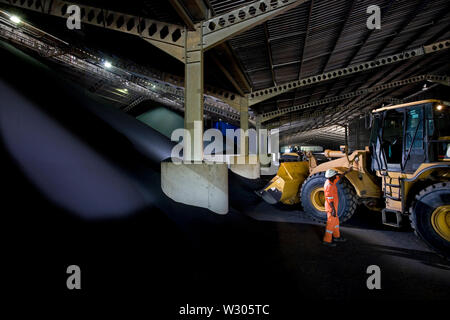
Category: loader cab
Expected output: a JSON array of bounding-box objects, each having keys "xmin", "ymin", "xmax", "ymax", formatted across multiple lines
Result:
[{"xmin": 370, "ymin": 100, "xmax": 450, "ymax": 174}]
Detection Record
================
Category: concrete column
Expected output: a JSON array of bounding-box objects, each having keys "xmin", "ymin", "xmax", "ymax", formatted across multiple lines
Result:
[
  {"xmin": 162, "ymin": 24, "xmax": 230, "ymax": 215},
  {"xmin": 256, "ymin": 115, "xmax": 271, "ymax": 166},
  {"xmin": 184, "ymin": 24, "xmax": 204, "ymax": 162},
  {"xmin": 229, "ymin": 101, "xmax": 261, "ymax": 179},
  {"xmin": 239, "ymin": 98, "xmax": 249, "ymax": 156},
  {"xmin": 161, "ymin": 161, "xmax": 228, "ymax": 214},
  {"xmin": 255, "ymin": 115, "xmax": 264, "ymax": 157}
]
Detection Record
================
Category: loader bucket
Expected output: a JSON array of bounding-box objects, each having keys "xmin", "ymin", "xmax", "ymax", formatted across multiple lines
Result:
[{"xmin": 257, "ymin": 161, "xmax": 310, "ymax": 205}]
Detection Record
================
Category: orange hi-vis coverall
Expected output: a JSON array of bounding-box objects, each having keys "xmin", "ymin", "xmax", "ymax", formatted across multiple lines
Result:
[{"xmin": 323, "ymin": 176, "xmax": 341, "ymax": 243}]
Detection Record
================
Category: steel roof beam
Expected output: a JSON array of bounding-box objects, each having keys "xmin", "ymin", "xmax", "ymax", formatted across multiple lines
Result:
[
  {"xmin": 168, "ymin": 0, "xmax": 251, "ymax": 94},
  {"xmin": 169, "ymin": 0, "xmax": 196, "ymax": 30},
  {"xmin": 277, "ymin": 97, "xmax": 402, "ymax": 135},
  {"xmin": 368, "ymin": 0, "xmax": 430, "ymax": 64},
  {"xmin": 296, "ymin": 0, "xmax": 313, "ymax": 80},
  {"xmin": 211, "ymin": 53, "xmax": 245, "ymax": 96},
  {"xmin": 334, "ymin": 4, "xmax": 450, "ymax": 110},
  {"xmin": 319, "ymin": 0, "xmax": 356, "ymax": 74},
  {"xmin": 0, "ymin": 17, "xmax": 240, "ymax": 122},
  {"xmin": 344, "ymin": 50, "xmax": 445, "ymax": 109},
  {"xmin": 247, "ymin": 39, "xmax": 450, "ymax": 106},
  {"xmin": 216, "ymin": 42, "xmax": 252, "ymax": 93},
  {"xmin": 0, "ymin": 0, "xmax": 187, "ymax": 62},
  {"xmin": 290, "ymin": 0, "xmax": 313, "ymax": 110},
  {"xmin": 263, "ymin": 22, "xmax": 276, "ymax": 86},
  {"xmin": 202, "ymin": 0, "xmax": 308, "ymax": 50},
  {"xmin": 261, "ymin": 74, "xmax": 449, "ymax": 122}
]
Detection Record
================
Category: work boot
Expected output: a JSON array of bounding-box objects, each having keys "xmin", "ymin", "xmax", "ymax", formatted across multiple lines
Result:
[
  {"xmin": 322, "ymin": 241, "xmax": 336, "ymax": 247},
  {"xmin": 333, "ymin": 237, "xmax": 347, "ymax": 243}
]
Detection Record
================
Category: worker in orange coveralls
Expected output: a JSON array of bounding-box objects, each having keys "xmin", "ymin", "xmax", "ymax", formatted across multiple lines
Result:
[{"xmin": 322, "ymin": 168, "xmax": 352, "ymax": 247}]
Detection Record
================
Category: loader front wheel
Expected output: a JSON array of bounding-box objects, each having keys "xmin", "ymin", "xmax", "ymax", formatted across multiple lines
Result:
[
  {"xmin": 300, "ymin": 172, "xmax": 357, "ymax": 223},
  {"xmin": 409, "ymin": 182, "xmax": 450, "ymax": 257}
]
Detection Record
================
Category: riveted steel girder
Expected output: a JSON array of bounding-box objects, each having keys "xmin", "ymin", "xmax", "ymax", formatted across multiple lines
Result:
[
  {"xmin": 202, "ymin": 0, "xmax": 308, "ymax": 50},
  {"xmin": 276, "ymin": 97, "xmax": 403, "ymax": 134},
  {"xmin": 247, "ymin": 39, "xmax": 450, "ymax": 106},
  {"xmin": 261, "ymin": 75, "xmax": 449, "ymax": 123},
  {"xmin": 0, "ymin": 0, "xmax": 187, "ymax": 62}
]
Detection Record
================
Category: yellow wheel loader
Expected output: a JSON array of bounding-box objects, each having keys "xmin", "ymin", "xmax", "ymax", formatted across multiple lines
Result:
[{"xmin": 257, "ymin": 100, "xmax": 450, "ymax": 257}]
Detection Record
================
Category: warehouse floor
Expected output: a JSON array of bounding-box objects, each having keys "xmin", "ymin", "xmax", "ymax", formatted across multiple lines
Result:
[{"xmin": 5, "ymin": 149, "xmax": 450, "ymax": 311}]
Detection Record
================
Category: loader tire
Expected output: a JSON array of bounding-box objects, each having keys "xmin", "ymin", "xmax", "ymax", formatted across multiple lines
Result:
[
  {"xmin": 300, "ymin": 172, "xmax": 357, "ymax": 223},
  {"xmin": 409, "ymin": 182, "xmax": 450, "ymax": 258}
]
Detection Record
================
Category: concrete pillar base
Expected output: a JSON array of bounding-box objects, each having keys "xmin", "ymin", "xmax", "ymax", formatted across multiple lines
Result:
[
  {"xmin": 229, "ymin": 155, "xmax": 261, "ymax": 179},
  {"xmin": 161, "ymin": 161, "xmax": 228, "ymax": 214}
]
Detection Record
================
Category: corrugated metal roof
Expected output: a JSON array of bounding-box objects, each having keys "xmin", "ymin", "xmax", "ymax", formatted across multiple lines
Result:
[{"xmin": 210, "ymin": 0, "xmax": 450, "ymax": 116}]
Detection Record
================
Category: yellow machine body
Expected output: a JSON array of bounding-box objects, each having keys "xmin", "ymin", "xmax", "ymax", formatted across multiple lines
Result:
[
  {"xmin": 377, "ymin": 163, "xmax": 450, "ymax": 213},
  {"xmin": 260, "ymin": 149, "xmax": 381, "ymax": 205},
  {"xmin": 260, "ymin": 161, "xmax": 309, "ymax": 205},
  {"xmin": 310, "ymin": 149, "xmax": 381, "ymax": 199},
  {"xmin": 258, "ymin": 100, "xmax": 450, "ymax": 256}
]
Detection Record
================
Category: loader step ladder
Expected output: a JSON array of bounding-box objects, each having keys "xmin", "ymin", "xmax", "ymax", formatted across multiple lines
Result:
[
  {"xmin": 381, "ymin": 173, "xmax": 403, "ymax": 227},
  {"xmin": 382, "ymin": 209, "xmax": 403, "ymax": 228},
  {"xmin": 377, "ymin": 141, "xmax": 402, "ymax": 201},
  {"xmin": 382, "ymin": 175, "xmax": 402, "ymax": 201}
]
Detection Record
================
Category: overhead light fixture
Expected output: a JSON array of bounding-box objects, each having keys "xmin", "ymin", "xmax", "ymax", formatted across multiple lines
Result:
[
  {"xmin": 10, "ymin": 15, "xmax": 21, "ymax": 24},
  {"xmin": 103, "ymin": 61, "xmax": 112, "ymax": 68},
  {"xmin": 436, "ymin": 104, "xmax": 444, "ymax": 111},
  {"xmin": 116, "ymin": 88, "xmax": 128, "ymax": 94}
]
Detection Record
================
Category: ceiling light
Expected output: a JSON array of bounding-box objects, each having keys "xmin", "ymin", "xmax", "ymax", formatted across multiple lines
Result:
[
  {"xmin": 10, "ymin": 15, "xmax": 21, "ymax": 24},
  {"xmin": 116, "ymin": 88, "xmax": 128, "ymax": 94},
  {"xmin": 103, "ymin": 61, "xmax": 112, "ymax": 68}
]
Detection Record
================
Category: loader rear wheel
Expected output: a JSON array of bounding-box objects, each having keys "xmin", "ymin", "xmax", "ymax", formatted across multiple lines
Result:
[
  {"xmin": 409, "ymin": 182, "xmax": 450, "ymax": 257},
  {"xmin": 300, "ymin": 172, "xmax": 357, "ymax": 223}
]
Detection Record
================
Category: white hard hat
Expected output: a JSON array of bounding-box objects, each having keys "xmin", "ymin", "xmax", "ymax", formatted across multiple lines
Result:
[{"xmin": 325, "ymin": 169, "xmax": 338, "ymax": 178}]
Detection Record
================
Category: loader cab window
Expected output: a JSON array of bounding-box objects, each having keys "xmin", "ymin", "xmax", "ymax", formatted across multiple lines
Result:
[
  {"xmin": 369, "ymin": 115, "xmax": 383, "ymax": 171},
  {"xmin": 382, "ymin": 109, "xmax": 404, "ymax": 170},
  {"xmin": 403, "ymin": 105, "xmax": 425, "ymax": 172},
  {"xmin": 433, "ymin": 104, "xmax": 450, "ymax": 137},
  {"xmin": 369, "ymin": 115, "xmax": 380, "ymax": 150},
  {"xmin": 428, "ymin": 103, "xmax": 450, "ymax": 162}
]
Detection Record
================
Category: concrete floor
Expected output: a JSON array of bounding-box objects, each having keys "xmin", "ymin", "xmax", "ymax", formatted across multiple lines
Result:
[
  {"xmin": 4, "ymin": 156, "xmax": 450, "ymax": 315},
  {"xmin": 228, "ymin": 173, "xmax": 450, "ymax": 302},
  {"xmin": 244, "ymin": 201, "xmax": 450, "ymax": 300}
]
